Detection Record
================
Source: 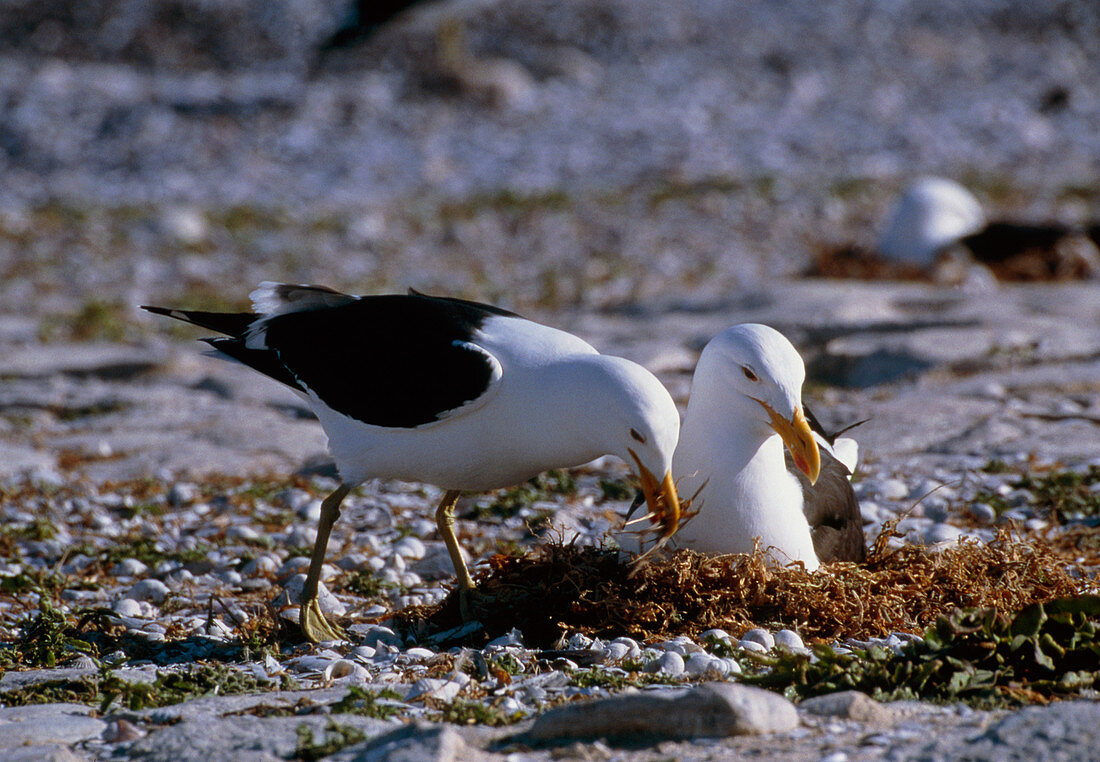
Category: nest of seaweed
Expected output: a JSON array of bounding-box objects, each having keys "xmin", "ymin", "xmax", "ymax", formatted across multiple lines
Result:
[{"xmin": 395, "ymin": 523, "xmax": 1096, "ymax": 648}]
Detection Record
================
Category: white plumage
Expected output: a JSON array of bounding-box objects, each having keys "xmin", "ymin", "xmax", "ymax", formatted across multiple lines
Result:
[{"xmin": 672, "ymin": 324, "xmax": 866, "ymax": 570}]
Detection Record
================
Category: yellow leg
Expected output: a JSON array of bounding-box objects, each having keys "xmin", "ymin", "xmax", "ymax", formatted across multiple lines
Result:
[
  {"xmin": 299, "ymin": 483, "xmax": 351, "ymax": 643},
  {"xmin": 436, "ymin": 490, "xmax": 474, "ymax": 589},
  {"xmin": 437, "ymin": 490, "xmax": 487, "ymax": 619}
]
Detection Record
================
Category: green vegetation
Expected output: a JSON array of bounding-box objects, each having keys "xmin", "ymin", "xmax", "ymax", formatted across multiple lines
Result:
[
  {"xmin": 0, "ymin": 661, "xmax": 296, "ymax": 711},
  {"xmin": 430, "ymin": 697, "xmax": 524, "ymax": 726},
  {"xmin": 975, "ymin": 465, "xmax": 1100, "ymax": 520},
  {"xmin": 747, "ymin": 597, "xmax": 1100, "ymax": 708},
  {"xmin": 598, "ymin": 479, "xmax": 635, "ymax": 501},
  {"xmin": 470, "ymin": 470, "xmax": 577, "ymax": 521},
  {"xmin": 568, "ymin": 666, "xmax": 682, "ymax": 690},
  {"xmin": 437, "ymin": 189, "xmax": 572, "ymax": 221},
  {"xmin": 339, "ymin": 571, "xmax": 398, "ymax": 603},
  {"xmin": 3, "ymin": 596, "xmax": 97, "ymax": 669},
  {"xmin": 294, "ymin": 720, "xmax": 367, "ymax": 761},
  {"xmin": 329, "ymin": 686, "xmax": 405, "ymax": 719},
  {"xmin": 1018, "ymin": 466, "xmax": 1100, "ymax": 521}
]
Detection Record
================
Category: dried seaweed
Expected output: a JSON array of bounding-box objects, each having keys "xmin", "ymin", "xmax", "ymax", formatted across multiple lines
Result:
[{"xmin": 395, "ymin": 526, "xmax": 1094, "ymax": 648}]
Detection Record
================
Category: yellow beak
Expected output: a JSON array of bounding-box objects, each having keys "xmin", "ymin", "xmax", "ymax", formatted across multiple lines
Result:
[
  {"xmin": 628, "ymin": 449, "xmax": 682, "ymax": 540},
  {"xmin": 758, "ymin": 402, "xmax": 821, "ymax": 484}
]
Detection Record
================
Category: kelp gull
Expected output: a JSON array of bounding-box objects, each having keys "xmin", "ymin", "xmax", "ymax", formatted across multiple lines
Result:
[
  {"xmin": 671, "ymin": 323, "xmax": 865, "ymax": 570},
  {"xmin": 145, "ymin": 283, "xmax": 681, "ymax": 641}
]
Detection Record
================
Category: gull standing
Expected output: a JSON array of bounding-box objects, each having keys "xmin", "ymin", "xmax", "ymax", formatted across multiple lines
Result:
[{"xmin": 145, "ymin": 283, "xmax": 682, "ymax": 641}]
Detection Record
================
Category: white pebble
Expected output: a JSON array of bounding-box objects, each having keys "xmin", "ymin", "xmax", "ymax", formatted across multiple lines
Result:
[
  {"xmin": 602, "ymin": 643, "xmax": 630, "ymax": 663},
  {"xmin": 644, "ymin": 651, "xmax": 684, "ymax": 677},
  {"xmin": 112, "ymin": 598, "xmax": 143, "ymax": 618},
  {"xmin": 351, "ymin": 645, "xmax": 376, "ymax": 661},
  {"xmin": 299, "ymin": 499, "xmax": 323, "ymax": 522},
  {"xmin": 609, "ymin": 637, "xmax": 641, "ymax": 659},
  {"xmin": 279, "ymin": 557, "xmax": 311, "ymax": 577},
  {"xmin": 738, "ymin": 639, "xmax": 767, "ymax": 654},
  {"xmin": 240, "ymin": 554, "xmax": 280, "ymax": 576},
  {"xmin": 113, "ymin": 559, "xmax": 149, "ymax": 578},
  {"xmin": 567, "ymin": 633, "xmax": 594, "ymax": 650},
  {"xmin": 487, "ymin": 628, "xmax": 525, "ymax": 648},
  {"xmin": 404, "ymin": 647, "xmax": 435, "ymax": 659},
  {"xmin": 684, "ymin": 652, "xmax": 720, "ymax": 676},
  {"xmin": 392, "ymin": 536, "xmax": 427, "ymax": 560},
  {"xmin": 773, "ymin": 629, "xmax": 805, "ymax": 651},
  {"xmin": 741, "ymin": 628, "xmax": 775, "ymax": 651},
  {"xmin": 721, "ymin": 657, "xmax": 742, "ymax": 675},
  {"xmin": 226, "ymin": 525, "xmax": 260, "ymax": 542},
  {"xmin": 880, "ymin": 479, "xmax": 909, "ymax": 501},
  {"xmin": 324, "ymin": 659, "xmax": 370, "ymax": 683},
  {"xmin": 924, "ymin": 524, "xmax": 965, "ymax": 544},
  {"xmin": 127, "ymin": 579, "xmax": 169, "ymax": 604},
  {"xmin": 284, "ymin": 525, "xmax": 318, "ymax": 548}
]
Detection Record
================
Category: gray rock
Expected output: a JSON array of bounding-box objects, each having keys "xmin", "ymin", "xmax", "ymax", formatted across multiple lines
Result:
[
  {"xmin": 525, "ymin": 683, "xmax": 798, "ymax": 741},
  {"xmin": 907, "ymin": 700, "xmax": 1100, "ymax": 761},
  {"xmin": 125, "ymin": 713, "xmax": 391, "ymax": 762},
  {"xmin": 799, "ymin": 691, "xmax": 894, "ymax": 724},
  {"xmin": 0, "ymin": 703, "xmax": 107, "ymax": 745},
  {"xmin": 0, "ymin": 745, "xmax": 84, "ymax": 762},
  {"xmin": 331, "ymin": 722, "xmax": 488, "ymax": 762}
]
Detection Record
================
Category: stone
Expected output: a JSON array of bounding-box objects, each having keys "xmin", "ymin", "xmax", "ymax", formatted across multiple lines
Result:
[
  {"xmin": 879, "ymin": 479, "xmax": 910, "ymax": 501},
  {"xmin": 124, "ymin": 714, "xmax": 390, "ymax": 762},
  {"xmin": 0, "ymin": 703, "xmax": 107, "ymax": 745},
  {"xmin": 906, "ymin": 700, "xmax": 1100, "ymax": 760},
  {"xmin": 799, "ymin": 691, "xmax": 894, "ymax": 724},
  {"xmin": 684, "ymin": 652, "xmax": 722, "ymax": 676},
  {"xmin": 644, "ymin": 651, "xmax": 684, "ymax": 677},
  {"xmin": 741, "ymin": 628, "xmax": 775, "ymax": 651},
  {"xmin": 406, "ymin": 678, "xmax": 462, "ymax": 703},
  {"xmin": 392, "ymin": 536, "xmax": 427, "ymax": 560},
  {"xmin": 112, "ymin": 597, "xmax": 144, "ymax": 617},
  {"xmin": 335, "ymin": 722, "xmax": 488, "ymax": 762},
  {"xmin": 738, "ymin": 639, "xmax": 767, "ymax": 654},
  {"xmin": 113, "ymin": 558, "xmax": 150, "ymax": 577},
  {"xmin": 127, "ymin": 578, "xmax": 170, "ymax": 604},
  {"xmin": 525, "ymin": 683, "xmax": 798, "ymax": 741},
  {"xmin": 278, "ymin": 574, "xmax": 346, "ymax": 616},
  {"xmin": 0, "ymin": 746, "xmax": 83, "ymax": 762},
  {"xmin": 773, "ymin": 629, "xmax": 805, "ymax": 651}
]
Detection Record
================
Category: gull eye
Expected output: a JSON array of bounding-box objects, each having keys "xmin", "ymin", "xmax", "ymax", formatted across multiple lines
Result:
[
  {"xmin": 742, "ymin": 366, "xmax": 759, "ymax": 382},
  {"xmin": 630, "ymin": 428, "xmax": 647, "ymax": 444}
]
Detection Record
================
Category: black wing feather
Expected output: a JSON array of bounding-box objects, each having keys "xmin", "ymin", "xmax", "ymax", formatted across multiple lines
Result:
[
  {"xmin": 146, "ymin": 291, "xmax": 521, "ymax": 429},
  {"xmin": 142, "ymin": 305, "xmax": 257, "ymax": 337}
]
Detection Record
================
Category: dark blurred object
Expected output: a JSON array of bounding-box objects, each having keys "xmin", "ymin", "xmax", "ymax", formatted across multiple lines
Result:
[
  {"xmin": 807, "ymin": 245, "xmax": 928, "ymax": 281},
  {"xmin": 959, "ymin": 222, "xmax": 1100, "ymax": 282},
  {"xmin": 321, "ymin": 0, "xmax": 426, "ymax": 50},
  {"xmin": 810, "ymin": 223, "xmax": 1100, "ymax": 284},
  {"xmin": 1038, "ymin": 85, "xmax": 1071, "ymax": 114},
  {"xmin": 0, "ymin": 0, "xmax": 350, "ymax": 70}
]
